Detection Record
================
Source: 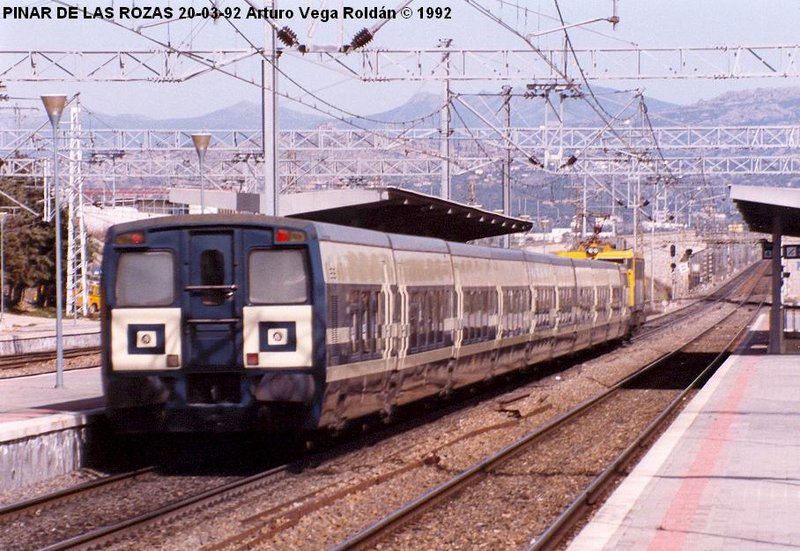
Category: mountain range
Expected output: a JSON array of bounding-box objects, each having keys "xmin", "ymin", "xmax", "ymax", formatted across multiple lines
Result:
[{"xmin": 9, "ymin": 85, "xmax": 800, "ymax": 130}]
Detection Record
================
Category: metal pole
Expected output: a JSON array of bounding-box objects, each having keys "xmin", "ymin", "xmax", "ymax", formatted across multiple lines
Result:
[
  {"xmin": 439, "ymin": 38, "xmax": 452, "ymax": 201},
  {"xmin": 52, "ymin": 120, "xmax": 64, "ymax": 387},
  {"xmin": 0, "ymin": 213, "xmax": 5, "ymax": 325},
  {"xmin": 502, "ymin": 85, "xmax": 512, "ymax": 248},
  {"xmin": 199, "ymin": 151, "xmax": 205, "ymax": 214},
  {"xmin": 582, "ymin": 175, "xmax": 587, "ymax": 239},
  {"xmin": 611, "ymin": 176, "xmax": 616, "ymax": 236},
  {"xmin": 262, "ymin": 4, "xmax": 279, "ymax": 216},
  {"xmin": 191, "ymin": 133, "xmax": 211, "ymax": 214},
  {"xmin": 42, "ymin": 94, "xmax": 67, "ymax": 388},
  {"xmin": 769, "ymin": 215, "xmax": 783, "ymax": 354},
  {"xmin": 633, "ymin": 176, "xmax": 639, "ymax": 255},
  {"xmin": 650, "ymin": 213, "xmax": 655, "ymax": 311}
]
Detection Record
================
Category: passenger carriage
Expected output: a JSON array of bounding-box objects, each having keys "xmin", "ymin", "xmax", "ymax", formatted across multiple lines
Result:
[{"xmin": 102, "ymin": 214, "xmax": 631, "ymax": 433}]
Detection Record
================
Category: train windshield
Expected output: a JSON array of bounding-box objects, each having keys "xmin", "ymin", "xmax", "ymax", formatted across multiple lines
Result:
[
  {"xmin": 115, "ymin": 251, "xmax": 175, "ymax": 306},
  {"xmin": 248, "ymin": 249, "xmax": 309, "ymax": 304}
]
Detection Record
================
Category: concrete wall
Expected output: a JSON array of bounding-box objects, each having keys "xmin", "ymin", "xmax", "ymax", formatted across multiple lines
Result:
[
  {"xmin": 0, "ymin": 332, "xmax": 100, "ymax": 356},
  {"xmin": 0, "ymin": 413, "xmax": 102, "ymax": 490}
]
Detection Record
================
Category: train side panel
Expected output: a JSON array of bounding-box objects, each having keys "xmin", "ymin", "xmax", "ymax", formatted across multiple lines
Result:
[
  {"xmin": 491, "ymin": 249, "xmax": 531, "ymax": 377},
  {"xmin": 449, "ymin": 244, "xmax": 497, "ymax": 388},
  {"xmin": 317, "ymin": 236, "xmax": 395, "ymax": 428},
  {"xmin": 391, "ymin": 240, "xmax": 455, "ymax": 406}
]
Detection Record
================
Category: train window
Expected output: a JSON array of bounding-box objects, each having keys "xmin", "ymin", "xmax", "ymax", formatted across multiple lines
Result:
[
  {"xmin": 115, "ymin": 251, "xmax": 175, "ymax": 306},
  {"xmin": 200, "ymin": 249, "xmax": 226, "ymax": 305},
  {"xmin": 350, "ymin": 290, "xmax": 362, "ymax": 354},
  {"xmin": 249, "ymin": 249, "xmax": 309, "ymax": 304},
  {"xmin": 201, "ymin": 250, "xmax": 224, "ymax": 285}
]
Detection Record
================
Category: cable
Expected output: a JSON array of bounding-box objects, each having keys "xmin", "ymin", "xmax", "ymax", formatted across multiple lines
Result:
[
  {"xmin": 205, "ymin": 3, "xmax": 449, "ymax": 128},
  {"xmin": 484, "ymin": 0, "xmax": 638, "ymax": 46}
]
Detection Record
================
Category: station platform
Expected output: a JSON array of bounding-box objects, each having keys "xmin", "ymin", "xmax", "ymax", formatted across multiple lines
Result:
[
  {"xmin": 0, "ymin": 367, "xmax": 103, "ymax": 439},
  {"xmin": 569, "ymin": 313, "xmax": 800, "ymax": 551},
  {"xmin": 0, "ymin": 313, "xmax": 104, "ymax": 488},
  {"xmin": 0, "ymin": 312, "xmax": 103, "ymax": 438},
  {"xmin": 0, "ymin": 367, "xmax": 104, "ymax": 489},
  {"xmin": 0, "ymin": 312, "xmax": 99, "ymax": 339}
]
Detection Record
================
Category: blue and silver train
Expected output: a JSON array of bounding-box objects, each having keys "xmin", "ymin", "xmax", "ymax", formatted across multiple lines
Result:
[{"xmin": 101, "ymin": 214, "xmax": 633, "ymax": 432}]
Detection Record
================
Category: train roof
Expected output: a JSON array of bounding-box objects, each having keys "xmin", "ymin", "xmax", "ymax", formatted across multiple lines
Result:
[
  {"xmin": 105, "ymin": 214, "xmax": 621, "ymax": 272},
  {"xmin": 105, "ymin": 213, "xmax": 315, "ymax": 235}
]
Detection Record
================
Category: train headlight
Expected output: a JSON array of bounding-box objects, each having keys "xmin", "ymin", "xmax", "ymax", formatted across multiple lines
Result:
[
  {"xmin": 259, "ymin": 322, "xmax": 297, "ymax": 352},
  {"xmin": 136, "ymin": 330, "xmax": 157, "ymax": 348},
  {"xmin": 128, "ymin": 324, "xmax": 165, "ymax": 354},
  {"xmin": 267, "ymin": 327, "xmax": 288, "ymax": 346}
]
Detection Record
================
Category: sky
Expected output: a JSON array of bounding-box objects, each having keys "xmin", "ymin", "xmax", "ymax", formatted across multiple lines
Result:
[{"xmin": 2, "ymin": 0, "xmax": 800, "ymax": 121}]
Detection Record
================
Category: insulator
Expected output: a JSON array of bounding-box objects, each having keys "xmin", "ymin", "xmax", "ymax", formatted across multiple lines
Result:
[
  {"xmin": 350, "ymin": 28, "xmax": 374, "ymax": 49},
  {"xmin": 276, "ymin": 26, "xmax": 298, "ymax": 47}
]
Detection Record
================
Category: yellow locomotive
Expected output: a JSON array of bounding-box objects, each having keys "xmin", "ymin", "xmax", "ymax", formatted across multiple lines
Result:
[{"xmin": 556, "ymin": 236, "xmax": 646, "ymax": 328}]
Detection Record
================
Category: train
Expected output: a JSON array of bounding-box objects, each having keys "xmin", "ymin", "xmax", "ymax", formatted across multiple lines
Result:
[
  {"xmin": 100, "ymin": 214, "xmax": 635, "ymax": 433},
  {"xmin": 556, "ymin": 236, "xmax": 646, "ymax": 327}
]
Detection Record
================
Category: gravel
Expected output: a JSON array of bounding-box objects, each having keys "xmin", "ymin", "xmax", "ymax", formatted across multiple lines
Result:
[{"xmin": 0, "ymin": 267, "xmax": 767, "ymax": 550}]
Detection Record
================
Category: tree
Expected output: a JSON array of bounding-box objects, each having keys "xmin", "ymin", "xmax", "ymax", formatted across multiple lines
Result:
[{"xmin": 0, "ymin": 177, "xmax": 67, "ymax": 309}]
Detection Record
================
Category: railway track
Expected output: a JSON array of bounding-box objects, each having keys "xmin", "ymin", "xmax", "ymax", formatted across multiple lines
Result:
[
  {"xmin": 2, "ymin": 265, "xmax": 767, "ymax": 550},
  {"xmin": 0, "ymin": 346, "xmax": 100, "ymax": 373},
  {"xmin": 0, "ymin": 468, "xmax": 152, "ymax": 520},
  {"xmin": 31, "ymin": 464, "xmax": 297, "ymax": 551},
  {"xmin": 633, "ymin": 262, "xmax": 764, "ymax": 342},
  {"xmin": 0, "ymin": 463, "xmax": 252, "ymax": 551},
  {"xmin": 329, "ymin": 264, "xmax": 768, "ymax": 550}
]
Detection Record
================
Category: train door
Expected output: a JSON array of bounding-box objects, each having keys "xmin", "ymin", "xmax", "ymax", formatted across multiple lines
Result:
[
  {"xmin": 184, "ymin": 230, "xmax": 240, "ymax": 370},
  {"xmin": 380, "ymin": 259, "xmax": 397, "ymax": 374},
  {"xmin": 395, "ymin": 261, "xmax": 410, "ymax": 373}
]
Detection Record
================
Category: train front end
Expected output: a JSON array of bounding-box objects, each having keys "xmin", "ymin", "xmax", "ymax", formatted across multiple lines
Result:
[{"xmin": 100, "ymin": 215, "xmax": 325, "ymax": 432}]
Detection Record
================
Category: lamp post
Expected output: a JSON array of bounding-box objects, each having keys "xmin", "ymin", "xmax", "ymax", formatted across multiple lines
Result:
[
  {"xmin": 41, "ymin": 94, "xmax": 67, "ymax": 388},
  {"xmin": 191, "ymin": 133, "xmax": 211, "ymax": 214},
  {"xmin": 0, "ymin": 212, "xmax": 6, "ymax": 325}
]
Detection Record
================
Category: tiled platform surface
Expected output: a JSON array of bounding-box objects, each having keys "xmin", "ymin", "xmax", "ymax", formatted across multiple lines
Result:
[
  {"xmin": 569, "ymin": 314, "xmax": 800, "ymax": 551},
  {"xmin": 0, "ymin": 367, "xmax": 103, "ymax": 441}
]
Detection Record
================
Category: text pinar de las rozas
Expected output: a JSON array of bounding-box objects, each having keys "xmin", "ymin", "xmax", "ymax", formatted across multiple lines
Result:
[{"xmin": 1, "ymin": 5, "xmax": 452, "ymax": 21}]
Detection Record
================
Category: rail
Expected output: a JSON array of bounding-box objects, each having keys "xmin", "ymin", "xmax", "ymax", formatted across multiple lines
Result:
[{"xmin": 329, "ymin": 265, "xmax": 767, "ymax": 550}]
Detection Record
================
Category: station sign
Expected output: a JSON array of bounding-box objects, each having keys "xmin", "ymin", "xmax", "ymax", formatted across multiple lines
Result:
[{"xmin": 784, "ymin": 245, "xmax": 800, "ymax": 259}]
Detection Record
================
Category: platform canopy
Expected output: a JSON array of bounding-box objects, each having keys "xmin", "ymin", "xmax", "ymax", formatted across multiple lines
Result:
[
  {"xmin": 731, "ymin": 185, "xmax": 800, "ymax": 237},
  {"xmin": 731, "ymin": 184, "xmax": 800, "ymax": 354},
  {"xmin": 281, "ymin": 187, "xmax": 533, "ymax": 242}
]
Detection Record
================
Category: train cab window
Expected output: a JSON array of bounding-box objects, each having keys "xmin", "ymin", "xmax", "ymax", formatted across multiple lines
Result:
[
  {"xmin": 249, "ymin": 249, "xmax": 309, "ymax": 304},
  {"xmin": 200, "ymin": 249, "xmax": 226, "ymax": 305},
  {"xmin": 201, "ymin": 250, "xmax": 224, "ymax": 285},
  {"xmin": 115, "ymin": 251, "xmax": 175, "ymax": 306}
]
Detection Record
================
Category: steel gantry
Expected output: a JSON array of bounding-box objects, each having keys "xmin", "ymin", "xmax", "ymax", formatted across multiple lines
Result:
[
  {"xmin": 4, "ymin": 125, "xmax": 800, "ymax": 189},
  {"xmin": 4, "ymin": 45, "xmax": 800, "ymax": 83}
]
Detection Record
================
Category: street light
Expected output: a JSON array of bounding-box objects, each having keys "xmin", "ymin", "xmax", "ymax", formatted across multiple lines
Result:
[
  {"xmin": 0, "ymin": 212, "xmax": 6, "ymax": 325},
  {"xmin": 191, "ymin": 133, "xmax": 211, "ymax": 214},
  {"xmin": 41, "ymin": 94, "xmax": 67, "ymax": 389}
]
